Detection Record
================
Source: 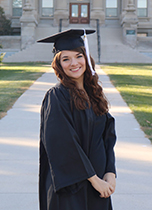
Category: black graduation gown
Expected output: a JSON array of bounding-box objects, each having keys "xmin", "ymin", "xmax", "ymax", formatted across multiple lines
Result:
[{"xmin": 39, "ymin": 83, "xmax": 116, "ymax": 210}]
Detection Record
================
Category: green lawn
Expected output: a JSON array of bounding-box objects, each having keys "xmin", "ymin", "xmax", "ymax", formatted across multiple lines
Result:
[
  {"xmin": 101, "ymin": 64, "xmax": 152, "ymax": 141},
  {"xmin": 0, "ymin": 63, "xmax": 51, "ymax": 119}
]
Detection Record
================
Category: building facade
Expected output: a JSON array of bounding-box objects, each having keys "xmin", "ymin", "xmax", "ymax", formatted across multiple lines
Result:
[{"xmin": 0, "ymin": 0, "xmax": 152, "ymax": 49}]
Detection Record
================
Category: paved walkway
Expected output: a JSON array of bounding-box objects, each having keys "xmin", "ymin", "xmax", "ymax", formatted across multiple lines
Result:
[
  {"xmin": 96, "ymin": 66, "xmax": 152, "ymax": 210},
  {"xmin": 0, "ymin": 65, "xmax": 152, "ymax": 210}
]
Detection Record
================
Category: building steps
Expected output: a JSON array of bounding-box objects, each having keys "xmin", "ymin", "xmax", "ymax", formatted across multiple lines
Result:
[
  {"xmin": 100, "ymin": 27, "xmax": 152, "ymax": 63},
  {"xmin": 3, "ymin": 43, "xmax": 54, "ymax": 63},
  {"xmin": 105, "ymin": 19, "xmax": 121, "ymax": 28},
  {"xmin": 3, "ymin": 24, "xmax": 152, "ymax": 63}
]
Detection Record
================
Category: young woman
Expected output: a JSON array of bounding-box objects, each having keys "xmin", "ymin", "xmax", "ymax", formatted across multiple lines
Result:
[{"xmin": 38, "ymin": 29, "xmax": 116, "ymax": 210}]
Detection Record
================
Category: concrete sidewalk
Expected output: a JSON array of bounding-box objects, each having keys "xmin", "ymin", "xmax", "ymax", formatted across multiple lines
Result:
[
  {"xmin": 96, "ymin": 66, "xmax": 152, "ymax": 210},
  {"xmin": 0, "ymin": 65, "xmax": 152, "ymax": 210}
]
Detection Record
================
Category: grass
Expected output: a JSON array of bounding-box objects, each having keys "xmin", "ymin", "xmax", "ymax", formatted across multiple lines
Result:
[
  {"xmin": 0, "ymin": 63, "xmax": 51, "ymax": 119},
  {"xmin": 101, "ymin": 64, "xmax": 152, "ymax": 141}
]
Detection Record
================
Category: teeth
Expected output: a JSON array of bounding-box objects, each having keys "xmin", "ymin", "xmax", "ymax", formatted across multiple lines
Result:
[{"xmin": 71, "ymin": 67, "xmax": 79, "ymax": 72}]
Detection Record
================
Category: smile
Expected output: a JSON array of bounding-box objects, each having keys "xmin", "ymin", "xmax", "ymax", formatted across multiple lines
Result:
[{"xmin": 70, "ymin": 67, "xmax": 80, "ymax": 72}]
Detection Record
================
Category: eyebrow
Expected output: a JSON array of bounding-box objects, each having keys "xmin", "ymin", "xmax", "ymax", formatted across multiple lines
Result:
[
  {"xmin": 61, "ymin": 55, "xmax": 68, "ymax": 59},
  {"xmin": 61, "ymin": 52, "xmax": 82, "ymax": 59}
]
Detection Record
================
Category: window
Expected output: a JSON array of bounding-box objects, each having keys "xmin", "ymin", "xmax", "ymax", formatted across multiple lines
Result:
[
  {"xmin": 137, "ymin": 33, "xmax": 147, "ymax": 37},
  {"xmin": 72, "ymin": 5, "xmax": 78, "ymax": 17},
  {"xmin": 13, "ymin": 0, "xmax": 22, "ymax": 17},
  {"xmin": 106, "ymin": 0, "xmax": 118, "ymax": 17},
  {"xmin": 42, "ymin": 0, "xmax": 53, "ymax": 17},
  {"xmin": 81, "ymin": 5, "xmax": 88, "ymax": 18},
  {"xmin": 137, "ymin": 0, "xmax": 147, "ymax": 17}
]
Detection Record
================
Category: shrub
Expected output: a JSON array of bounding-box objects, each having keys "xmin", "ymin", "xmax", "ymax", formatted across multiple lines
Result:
[
  {"xmin": 0, "ymin": 6, "xmax": 12, "ymax": 35},
  {"xmin": 0, "ymin": 53, "xmax": 5, "ymax": 63}
]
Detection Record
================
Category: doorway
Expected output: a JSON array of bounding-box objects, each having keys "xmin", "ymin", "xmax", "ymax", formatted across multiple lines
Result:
[{"xmin": 69, "ymin": 3, "xmax": 90, "ymax": 24}]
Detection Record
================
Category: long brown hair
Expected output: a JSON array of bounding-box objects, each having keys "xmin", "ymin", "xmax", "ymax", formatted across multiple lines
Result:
[{"xmin": 51, "ymin": 46, "xmax": 108, "ymax": 116}]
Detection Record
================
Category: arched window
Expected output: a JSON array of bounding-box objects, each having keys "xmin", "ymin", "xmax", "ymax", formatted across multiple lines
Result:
[
  {"xmin": 42, "ymin": 0, "xmax": 53, "ymax": 17},
  {"xmin": 106, "ymin": 0, "xmax": 118, "ymax": 17},
  {"xmin": 137, "ymin": 0, "xmax": 147, "ymax": 17},
  {"xmin": 12, "ymin": 0, "xmax": 22, "ymax": 17}
]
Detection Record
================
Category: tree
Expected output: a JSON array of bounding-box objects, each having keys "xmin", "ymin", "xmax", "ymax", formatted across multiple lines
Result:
[{"xmin": 0, "ymin": 7, "xmax": 12, "ymax": 35}]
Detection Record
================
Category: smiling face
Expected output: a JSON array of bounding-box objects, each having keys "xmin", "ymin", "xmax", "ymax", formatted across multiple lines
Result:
[{"xmin": 60, "ymin": 50, "xmax": 86, "ymax": 88}]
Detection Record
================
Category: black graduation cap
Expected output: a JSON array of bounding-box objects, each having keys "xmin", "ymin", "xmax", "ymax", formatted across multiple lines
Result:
[{"xmin": 37, "ymin": 29, "xmax": 95, "ymax": 53}]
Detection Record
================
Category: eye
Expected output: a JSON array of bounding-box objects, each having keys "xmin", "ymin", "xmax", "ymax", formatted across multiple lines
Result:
[
  {"xmin": 77, "ymin": 54, "xmax": 83, "ymax": 58},
  {"xmin": 62, "ymin": 58, "xmax": 69, "ymax": 62}
]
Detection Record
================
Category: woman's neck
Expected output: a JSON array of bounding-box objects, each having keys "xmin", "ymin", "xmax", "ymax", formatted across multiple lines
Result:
[
  {"xmin": 73, "ymin": 76, "xmax": 85, "ymax": 90},
  {"xmin": 77, "ymin": 82, "xmax": 84, "ymax": 90}
]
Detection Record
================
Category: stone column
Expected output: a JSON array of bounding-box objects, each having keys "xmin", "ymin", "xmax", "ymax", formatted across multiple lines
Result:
[
  {"xmin": 90, "ymin": 0, "xmax": 105, "ymax": 26},
  {"xmin": 121, "ymin": 0, "xmax": 138, "ymax": 48},
  {"xmin": 30, "ymin": 0, "xmax": 38, "ymax": 21},
  {"xmin": 120, "ymin": 0, "xmax": 128, "ymax": 22},
  {"xmin": 20, "ymin": 0, "xmax": 38, "ymax": 50},
  {"xmin": 53, "ymin": 0, "xmax": 69, "ymax": 27}
]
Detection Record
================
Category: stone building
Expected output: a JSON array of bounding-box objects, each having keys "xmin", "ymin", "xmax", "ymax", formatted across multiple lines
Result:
[
  {"xmin": 0, "ymin": 0, "xmax": 152, "ymax": 63},
  {"xmin": 1, "ymin": 1, "xmax": 151, "ymax": 28}
]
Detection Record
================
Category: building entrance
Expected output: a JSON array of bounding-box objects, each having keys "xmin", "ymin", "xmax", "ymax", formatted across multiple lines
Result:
[{"xmin": 69, "ymin": 3, "xmax": 90, "ymax": 24}]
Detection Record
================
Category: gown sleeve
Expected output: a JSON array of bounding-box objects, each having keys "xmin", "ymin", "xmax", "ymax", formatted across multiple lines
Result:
[
  {"xmin": 103, "ymin": 113, "xmax": 117, "ymax": 175},
  {"xmin": 40, "ymin": 86, "xmax": 96, "ymax": 193}
]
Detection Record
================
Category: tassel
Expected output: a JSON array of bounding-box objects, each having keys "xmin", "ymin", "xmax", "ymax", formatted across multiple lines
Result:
[{"xmin": 83, "ymin": 30, "xmax": 95, "ymax": 76}]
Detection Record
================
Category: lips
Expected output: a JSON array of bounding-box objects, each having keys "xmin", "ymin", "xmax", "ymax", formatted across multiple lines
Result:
[{"xmin": 70, "ymin": 67, "xmax": 80, "ymax": 72}]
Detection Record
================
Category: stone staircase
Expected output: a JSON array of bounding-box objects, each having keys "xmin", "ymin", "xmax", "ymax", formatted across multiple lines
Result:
[
  {"xmin": 3, "ymin": 22, "xmax": 152, "ymax": 63},
  {"xmin": 3, "ymin": 43, "xmax": 54, "ymax": 63},
  {"xmin": 100, "ymin": 27, "xmax": 152, "ymax": 63}
]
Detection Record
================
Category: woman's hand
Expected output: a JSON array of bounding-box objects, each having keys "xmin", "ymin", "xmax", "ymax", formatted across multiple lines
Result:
[
  {"xmin": 103, "ymin": 172, "xmax": 116, "ymax": 194},
  {"xmin": 88, "ymin": 175, "xmax": 114, "ymax": 198}
]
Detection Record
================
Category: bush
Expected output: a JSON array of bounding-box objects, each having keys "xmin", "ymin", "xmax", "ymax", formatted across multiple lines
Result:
[
  {"xmin": 0, "ymin": 53, "xmax": 5, "ymax": 63},
  {"xmin": 0, "ymin": 7, "xmax": 12, "ymax": 35}
]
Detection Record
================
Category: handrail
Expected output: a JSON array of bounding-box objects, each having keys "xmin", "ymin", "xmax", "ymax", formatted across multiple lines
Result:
[
  {"xmin": 59, "ymin": 18, "xmax": 69, "ymax": 32},
  {"xmin": 59, "ymin": 19, "xmax": 62, "ymax": 32},
  {"xmin": 96, "ymin": 19, "xmax": 101, "ymax": 64}
]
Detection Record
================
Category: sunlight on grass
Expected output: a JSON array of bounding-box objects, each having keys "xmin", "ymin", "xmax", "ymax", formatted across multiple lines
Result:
[
  {"xmin": 101, "ymin": 64, "xmax": 152, "ymax": 141},
  {"xmin": 0, "ymin": 63, "xmax": 51, "ymax": 119}
]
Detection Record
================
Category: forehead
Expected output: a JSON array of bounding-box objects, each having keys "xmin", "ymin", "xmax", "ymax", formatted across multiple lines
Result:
[{"xmin": 60, "ymin": 50, "xmax": 82, "ymax": 57}]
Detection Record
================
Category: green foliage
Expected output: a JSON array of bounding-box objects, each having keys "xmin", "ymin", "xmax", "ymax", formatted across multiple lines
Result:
[
  {"xmin": 0, "ymin": 44, "xmax": 3, "ymax": 48},
  {"xmin": 0, "ymin": 6, "xmax": 12, "ymax": 35},
  {"xmin": 0, "ymin": 53, "xmax": 5, "ymax": 63}
]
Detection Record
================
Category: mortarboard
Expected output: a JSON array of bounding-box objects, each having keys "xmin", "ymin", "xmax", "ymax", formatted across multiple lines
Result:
[{"xmin": 37, "ymin": 29, "xmax": 96, "ymax": 75}]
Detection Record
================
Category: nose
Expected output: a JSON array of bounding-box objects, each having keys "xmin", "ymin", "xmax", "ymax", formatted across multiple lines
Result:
[{"xmin": 71, "ymin": 58, "xmax": 78, "ymax": 66}]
